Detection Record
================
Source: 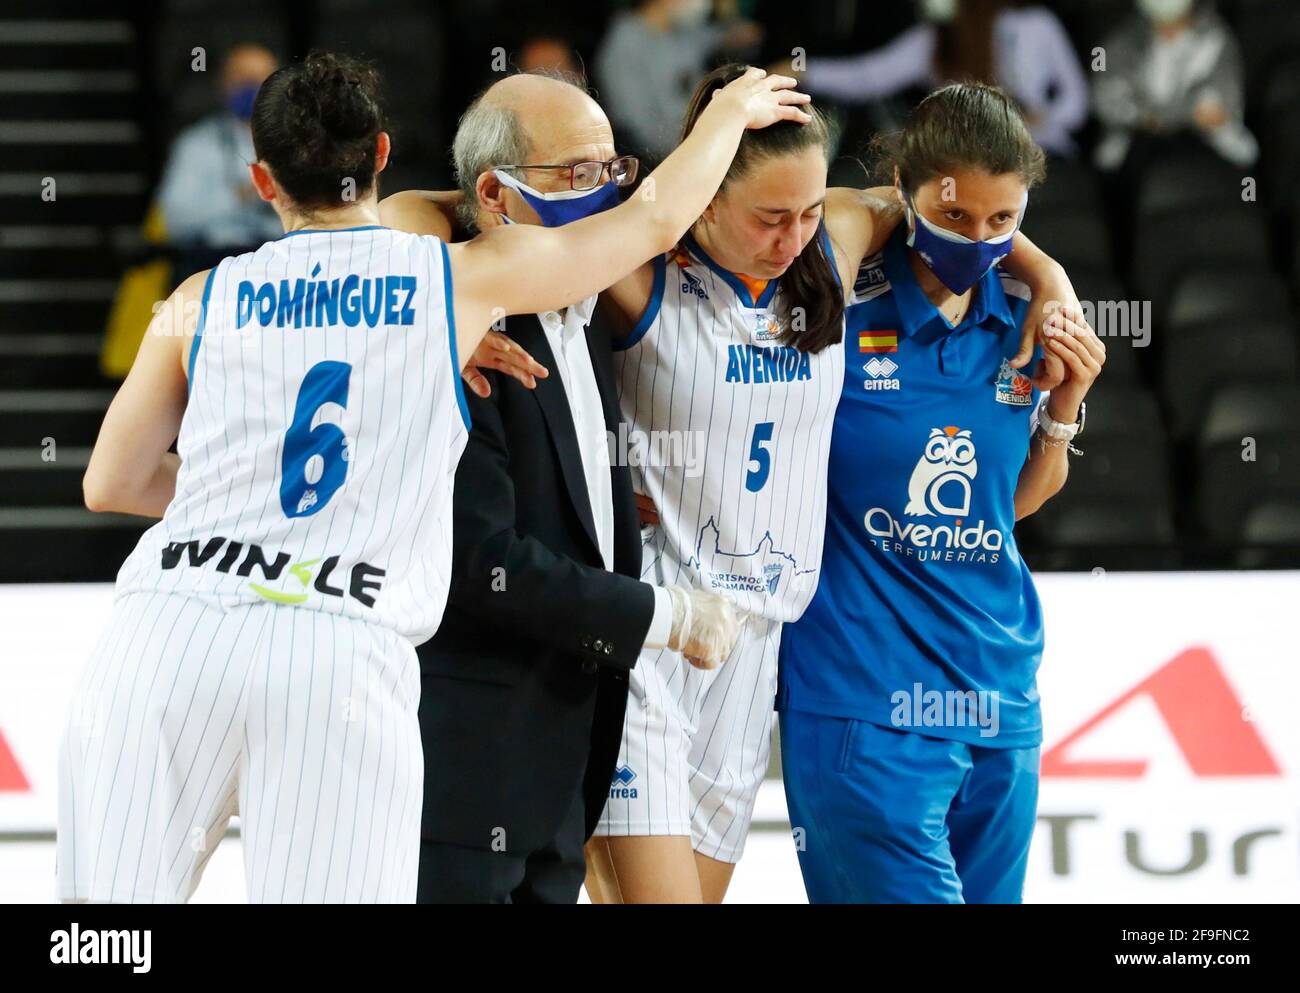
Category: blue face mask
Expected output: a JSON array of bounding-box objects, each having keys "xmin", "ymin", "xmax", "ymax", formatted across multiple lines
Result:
[
  {"xmin": 493, "ymin": 169, "xmax": 621, "ymax": 227},
  {"xmin": 226, "ymin": 83, "xmax": 259, "ymax": 122},
  {"xmin": 903, "ymin": 189, "xmax": 1027, "ymax": 294}
]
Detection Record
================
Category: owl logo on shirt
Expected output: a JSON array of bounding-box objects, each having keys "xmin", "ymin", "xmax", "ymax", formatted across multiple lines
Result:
[{"xmin": 904, "ymin": 426, "xmax": 978, "ymax": 517}]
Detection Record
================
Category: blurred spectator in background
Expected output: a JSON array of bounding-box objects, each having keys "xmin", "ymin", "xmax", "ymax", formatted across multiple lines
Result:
[
  {"xmin": 1093, "ymin": 0, "xmax": 1259, "ymax": 171},
  {"xmin": 777, "ymin": 0, "xmax": 1088, "ymax": 158},
  {"xmin": 156, "ymin": 44, "xmax": 282, "ymax": 278},
  {"xmin": 595, "ymin": 0, "xmax": 763, "ymax": 162},
  {"xmin": 518, "ymin": 33, "xmax": 584, "ymax": 78}
]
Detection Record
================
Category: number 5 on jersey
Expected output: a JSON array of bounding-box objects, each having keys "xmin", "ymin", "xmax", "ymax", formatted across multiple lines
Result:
[
  {"xmin": 746, "ymin": 421, "xmax": 774, "ymax": 493},
  {"xmin": 281, "ymin": 360, "xmax": 353, "ymax": 518}
]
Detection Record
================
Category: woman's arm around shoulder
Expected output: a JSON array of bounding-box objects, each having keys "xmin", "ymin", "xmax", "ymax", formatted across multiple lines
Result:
[
  {"xmin": 823, "ymin": 185, "xmax": 904, "ymax": 292},
  {"xmin": 378, "ymin": 189, "xmax": 461, "ymax": 242}
]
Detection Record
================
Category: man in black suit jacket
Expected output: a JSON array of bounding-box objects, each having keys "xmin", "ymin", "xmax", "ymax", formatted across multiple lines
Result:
[
  {"xmin": 414, "ymin": 302, "xmax": 652, "ymax": 903},
  {"xmin": 380, "ymin": 71, "xmax": 738, "ymax": 903}
]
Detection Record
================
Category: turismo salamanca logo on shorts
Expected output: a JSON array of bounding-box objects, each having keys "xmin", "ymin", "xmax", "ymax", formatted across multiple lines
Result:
[
  {"xmin": 610, "ymin": 765, "xmax": 638, "ymax": 799},
  {"xmin": 994, "ymin": 357, "xmax": 1033, "ymax": 406},
  {"xmin": 863, "ymin": 426, "xmax": 1003, "ymax": 564}
]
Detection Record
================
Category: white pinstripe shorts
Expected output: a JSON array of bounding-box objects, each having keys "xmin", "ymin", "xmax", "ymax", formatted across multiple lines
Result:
[
  {"xmin": 56, "ymin": 590, "xmax": 422, "ymax": 903},
  {"xmin": 592, "ymin": 608, "xmax": 781, "ymax": 865}
]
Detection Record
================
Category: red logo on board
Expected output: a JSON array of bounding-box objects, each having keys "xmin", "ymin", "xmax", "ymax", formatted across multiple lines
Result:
[
  {"xmin": 1041, "ymin": 647, "xmax": 1281, "ymax": 778},
  {"xmin": 0, "ymin": 727, "xmax": 30, "ymax": 792}
]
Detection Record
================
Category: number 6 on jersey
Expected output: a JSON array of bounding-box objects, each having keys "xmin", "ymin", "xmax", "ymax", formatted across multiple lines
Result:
[{"xmin": 280, "ymin": 360, "xmax": 353, "ymax": 518}]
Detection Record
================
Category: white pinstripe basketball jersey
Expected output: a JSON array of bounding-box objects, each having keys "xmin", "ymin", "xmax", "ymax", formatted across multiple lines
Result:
[
  {"xmin": 115, "ymin": 226, "xmax": 470, "ymax": 644},
  {"xmin": 612, "ymin": 231, "xmax": 845, "ymax": 623}
]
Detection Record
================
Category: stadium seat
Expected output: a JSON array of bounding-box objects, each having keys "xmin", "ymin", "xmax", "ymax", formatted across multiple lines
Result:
[
  {"xmin": 1070, "ymin": 381, "xmax": 1168, "ymax": 446},
  {"xmin": 1037, "ymin": 503, "xmax": 1178, "ymax": 545},
  {"xmin": 1043, "ymin": 435, "xmax": 1172, "ymax": 509},
  {"xmin": 1025, "ymin": 504, "xmax": 1181, "ymax": 572},
  {"xmin": 1131, "ymin": 206, "xmax": 1271, "ymax": 319},
  {"xmin": 1161, "ymin": 321, "xmax": 1299, "ymax": 442},
  {"xmin": 1023, "ymin": 385, "xmax": 1178, "ymax": 570},
  {"xmin": 1197, "ymin": 381, "xmax": 1300, "ymax": 450},
  {"xmin": 1262, "ymin": 55, "xmax": 1300, "ymax": 124},
  {"xmin": 1198, "ymin": 433, "xmax": 1300, "ymax": 541},
  {"xmin": 1234, "ymin": 0, "xmax": 1300, "ymax": 108},
  {"xmin": 1294, "ymin": 230, "xmax": 1300, "ymax": 301},
  {"xmin": 1134, "ymin": 147, "xmax": 1248, "ymax": 218},
  {"xmin": 1266, "ymin": 105, "xmax": 1300, "ymax": 214},
  {"xmin": 1166, "ymin": 266, "xmax": 1293, "ymax": 329},
  {"xmin": 1196, "ymin": 383, "xmax": 1300, "ymax": 538},
  {"xmin": 1030, "ymin": 157, "xmax": 1104, "ymax": 215},
  {"xmin": 1238, "ymin": 499, "xmax": 1300, "ymax": 568},
  {"xmin": 1020, "ymin": 206, "xmax": 1112, "ymax": 273}
]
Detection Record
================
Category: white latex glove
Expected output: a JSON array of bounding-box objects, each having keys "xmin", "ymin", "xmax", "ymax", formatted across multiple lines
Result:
[{"xmin": 666, "ymin": 585, "xmax": 741, "ymax": 670}]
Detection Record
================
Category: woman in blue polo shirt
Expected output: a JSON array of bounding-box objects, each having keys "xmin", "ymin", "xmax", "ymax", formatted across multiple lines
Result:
[{"xmin": 776, "ymin": 83, "xmax": 1105, "ymax": 903}]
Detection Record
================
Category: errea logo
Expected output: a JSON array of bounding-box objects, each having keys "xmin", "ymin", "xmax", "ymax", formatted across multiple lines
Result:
[
  {"xmin": 863, "ymin": 356, "xmax": 900, "ymax": 391},
  {"xmin": 610, "ymin": 765, "xmax": 638, "ymax": 799},
  {"xmin": 681, "ymin": 269, "xmax": 708, "ymax": 300}
]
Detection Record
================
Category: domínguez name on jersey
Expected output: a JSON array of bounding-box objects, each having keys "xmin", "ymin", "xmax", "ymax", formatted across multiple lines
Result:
[{"xmin": 235, "ymin": 268, "xmax": 418, "ymax": 329}]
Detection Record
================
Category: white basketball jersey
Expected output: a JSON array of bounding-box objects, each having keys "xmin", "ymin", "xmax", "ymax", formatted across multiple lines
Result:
[
  {"xmin": 613, "ymin": 232, "xmax": 845, "ymax": 623},
  {"xmin": 116, "ymin": 226, "xmax": 470, "ymax": 644}
]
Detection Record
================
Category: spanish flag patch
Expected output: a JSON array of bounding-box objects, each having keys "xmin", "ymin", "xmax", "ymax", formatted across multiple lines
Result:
[{"xmin": 858, "ymin": 330, "xmax": 898, "ymax": 353}]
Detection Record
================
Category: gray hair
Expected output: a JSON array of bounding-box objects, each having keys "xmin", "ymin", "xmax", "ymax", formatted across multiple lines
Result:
[
  {"xmin": 452, "ymin": 99, "xmax": 529, "ymax": 232},
  {"xmin": 450, "ymin": 67, "xmax": 591, "ymax": 232}
]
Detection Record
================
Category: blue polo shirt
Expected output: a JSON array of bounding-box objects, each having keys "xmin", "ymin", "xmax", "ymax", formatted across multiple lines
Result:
[{"xmin": 776, "ymin": 227, "xmax": 1046, "ymax": 749}]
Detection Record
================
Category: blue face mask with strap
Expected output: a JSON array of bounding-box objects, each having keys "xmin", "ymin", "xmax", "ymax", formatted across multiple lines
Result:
[
  {"xmin": 493, "ymin": 169, "xmax": 621, "ymax": 227},
  {"xmin": 902, "ymin": 189, "xmax": 1027, "ymax": 294}
]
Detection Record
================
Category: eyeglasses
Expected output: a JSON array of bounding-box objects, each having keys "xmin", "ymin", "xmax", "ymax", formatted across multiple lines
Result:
[{"xmin": 498, "ymin": 155, "xmax": 640, "ymax": 192}]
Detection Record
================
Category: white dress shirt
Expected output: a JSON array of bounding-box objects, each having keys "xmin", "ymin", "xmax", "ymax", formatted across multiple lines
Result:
[{"xmin": 536, "ymin": 296, "xmax": 672, "ymax": 649}]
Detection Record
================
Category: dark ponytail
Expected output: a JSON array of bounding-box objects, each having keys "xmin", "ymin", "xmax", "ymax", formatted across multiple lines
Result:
[
  {"xmin": 870, "ymin": 82, "xmax": 1046, "ymax": 194},
  {"xmin": 251, "ymin": 51, "xmax": 386, "ymax": 210},
  {"xmin": 680, "ymin": 65, "xmax": 843, "ymax": 354}
]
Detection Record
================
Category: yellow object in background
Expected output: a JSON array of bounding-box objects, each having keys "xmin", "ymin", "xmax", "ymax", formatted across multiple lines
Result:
[{"xmin": 100, "ymin": 202, "xmax": 171, "ymax": 379}]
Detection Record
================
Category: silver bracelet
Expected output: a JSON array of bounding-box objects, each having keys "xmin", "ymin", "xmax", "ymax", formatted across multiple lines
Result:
[{"xmin": 1035, "ymin": 428, "xmax": 1083, "ymax": 457}]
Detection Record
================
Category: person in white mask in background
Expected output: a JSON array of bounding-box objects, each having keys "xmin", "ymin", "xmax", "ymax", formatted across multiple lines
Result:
[
  {"xmin": 772, "ymin": 0, "xmax": 1089, "ymax": 159},
  {"xmin": 1093, "ymin": 0, "xmax": 1259, "ymax": 171}
]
